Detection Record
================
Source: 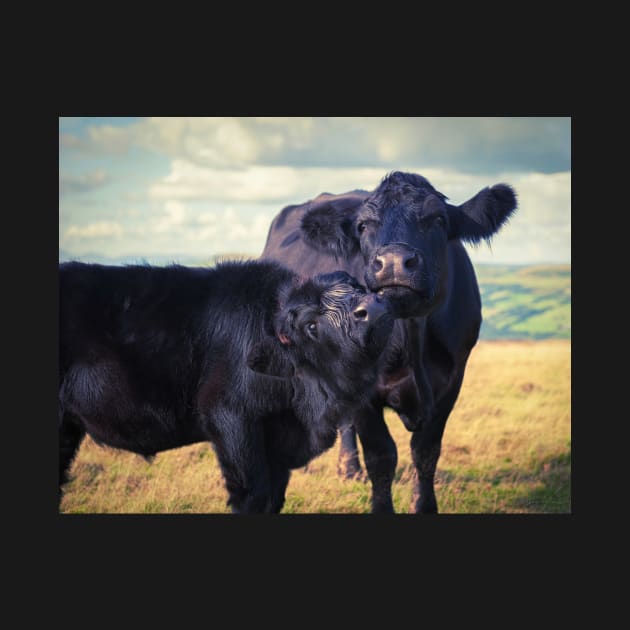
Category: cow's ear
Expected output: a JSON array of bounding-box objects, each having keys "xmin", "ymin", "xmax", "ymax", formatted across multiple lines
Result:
[
  {"xmin": 447, "ymin": 184, "xmax": 517, "ymax": 244},
  {"xmin": 300, "ymin": 193, "xmax": 366, "ymax": 259},
  {"xmin": 247, "ymin": 339, "xmax": 294, "ymax": 379}
]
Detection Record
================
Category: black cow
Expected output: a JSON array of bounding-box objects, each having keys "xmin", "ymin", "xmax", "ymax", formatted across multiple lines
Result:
[
  {"xmin": 261, "ymin": 171, "xmax": 517, "ymax": 513},
  {"xmin": 59, "ymin": 260, "xmax": 393, "ymax": 513}
]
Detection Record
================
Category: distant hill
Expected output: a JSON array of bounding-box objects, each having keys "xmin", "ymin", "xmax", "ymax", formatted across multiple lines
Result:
[{"xmin": 475, "ymin": 264, "xmax": 571, "ymax": 340}]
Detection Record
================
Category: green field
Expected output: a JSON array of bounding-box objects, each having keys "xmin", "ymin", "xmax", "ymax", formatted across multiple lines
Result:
[
  {"xmin": 476, "ymin": 264, "xmax": 571, "ymax": 340},
  {"xmin": 60, "ymin": 339, "xmax": 571, "ymax": 514}
]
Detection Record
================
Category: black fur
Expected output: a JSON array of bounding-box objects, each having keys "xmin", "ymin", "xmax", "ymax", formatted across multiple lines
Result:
[
  {"xmin": 261, "ymin": 171, "xmax": 517, "ymax": 513},
  {"xmin": 59, "ymin": 260, "xmax": 393, "ymax": 513}
]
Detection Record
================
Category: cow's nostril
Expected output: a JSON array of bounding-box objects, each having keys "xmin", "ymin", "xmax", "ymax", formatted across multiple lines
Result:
[
  {"xmin": 404, "ymin": 253, "xmax": 418, "ymax": 269},
  {"xmin": 353, "ymin": 308, "xmax": 368, "ymax": 320},
  {"xmin": 373, "ymin": 258, "xmax": 384, "ymax": 272}
]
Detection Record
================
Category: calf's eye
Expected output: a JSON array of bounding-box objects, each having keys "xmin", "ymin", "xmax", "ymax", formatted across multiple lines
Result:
[
  {"xmin": 434, "ymin": 216, "xmax": 446, "ymax": 228},
  {"xmin": 357, "ymin": 222, "xmax": 366, "ymax": 234},
  {"xmin": 305, "ymin": 322, "xmax": 318, "ymax": 337}
]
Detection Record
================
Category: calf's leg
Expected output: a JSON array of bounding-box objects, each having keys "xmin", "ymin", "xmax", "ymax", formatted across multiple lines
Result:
[
  {"xmin": 268, "ymin": 460, "xmax": 291, "ymax": 513},
  {"xmin": 59, "ymin": 411, "xmax": 86, "ymax": 506},
  {"xmin": 209, "ymin": 412, "xmax": 274, "ymax": 513}
]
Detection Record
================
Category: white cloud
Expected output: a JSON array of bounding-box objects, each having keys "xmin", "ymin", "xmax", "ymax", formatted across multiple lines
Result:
[
  {"xmin": 148, "ymin": 160, "xmax": 386, "ymax": 204},
  {"xmin": 64, "ymin": 117, "xmax": 571, "ymax": 174},
  {"xmin": 86, "ymin": 125, "xmax": 132, "ymax": 153},
  {"xmin": 152, "ymin": 200, "xmax": 187, "ymax": 233},
  {"xmin": 65, "ymin": 221, "xmax": 124, "ymax": 239},
  {"xmin": 59, "ymin": 169, "xmax": 110, "ymax": 196}
]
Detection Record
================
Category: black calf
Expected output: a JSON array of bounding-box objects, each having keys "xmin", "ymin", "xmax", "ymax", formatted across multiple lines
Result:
[{"xmin": 59, "ymin": 260, "xmax": 393, "ymax": 513}]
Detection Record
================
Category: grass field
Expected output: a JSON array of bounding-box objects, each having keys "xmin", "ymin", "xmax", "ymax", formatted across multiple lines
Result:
[{"xmin": 59, "ymin": 339, "xmax": 571, "ymax": 514}]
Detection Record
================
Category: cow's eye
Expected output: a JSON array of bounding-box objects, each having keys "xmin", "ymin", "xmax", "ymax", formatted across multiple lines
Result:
[
  {"xmin": 305, "ymin": 322, "xmax": 318, "ymax": 337},
  {"xmin": 357, "ymin": 221, "xmax": 367, "ymax": 234},
  {"xmin": 434, "ymin": 216, "xmax": 446, "ymax": 228}
]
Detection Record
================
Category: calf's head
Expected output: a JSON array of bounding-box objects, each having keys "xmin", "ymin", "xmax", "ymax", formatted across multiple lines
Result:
[
  {"xmin": 301, "ymin": 171, "xmax": 517, "ymax": 318},
  {"xmin": 248, "ymin": 271, "xmax": 393, "ymax": 400}
]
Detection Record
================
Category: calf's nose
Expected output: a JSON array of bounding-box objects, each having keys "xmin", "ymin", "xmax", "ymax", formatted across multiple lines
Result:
[
  {"xmin": 353, "ymin": 306, "xmax": 368, "ymax": 320},
  {"xmin": 353, "ymin": 295, "xmax": 387, "ymax": 323}
]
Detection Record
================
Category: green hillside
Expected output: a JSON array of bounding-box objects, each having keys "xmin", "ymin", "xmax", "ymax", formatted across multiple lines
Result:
[{"xmin": 475, "ymin": 264, "xmax": 571, "ymax": 340}]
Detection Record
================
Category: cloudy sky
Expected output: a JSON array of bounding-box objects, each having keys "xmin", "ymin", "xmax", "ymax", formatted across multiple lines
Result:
[{"xmin": 59, "ymin": 117, "xmax": 571, "ymax": 266}]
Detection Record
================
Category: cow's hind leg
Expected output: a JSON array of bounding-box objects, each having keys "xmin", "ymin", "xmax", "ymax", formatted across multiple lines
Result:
[
  {"xmin": 337, "ymin": 424, "xmax": 362, "ymax": 479},
  {"xmin": 59, "ymin": 411, "xmax": 86, "ymax": 506},
  {"xmin": 355, "ymin": 404, "xmax": 397, "ymax": 513}
]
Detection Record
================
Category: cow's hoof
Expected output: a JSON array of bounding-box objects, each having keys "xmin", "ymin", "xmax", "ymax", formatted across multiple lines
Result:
[{"xmin": 337, "ymin": 462, "xmax": 364, "ymax": 481}]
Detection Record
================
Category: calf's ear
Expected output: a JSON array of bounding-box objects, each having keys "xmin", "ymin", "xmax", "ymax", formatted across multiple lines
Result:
[
  {"xmin": 247, "ymin": 339, "xmax": 294, "ymax": 379},
  {"xmin": 300, "ymin": 192, "xmax": 366, "ymax": 259},
  {"xmin": 447, "ymin": 184, "xmax": 517, "ymax": 244}
]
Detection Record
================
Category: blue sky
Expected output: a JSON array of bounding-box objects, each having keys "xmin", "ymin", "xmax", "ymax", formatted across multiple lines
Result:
[{"xmin": 59, "ymin": 117, "xmax": 571, "ymax": 265}]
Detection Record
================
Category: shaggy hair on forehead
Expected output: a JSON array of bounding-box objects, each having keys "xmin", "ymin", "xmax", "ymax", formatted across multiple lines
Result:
[
  {"xmin": 366, "ymin": 171, "xmax": 448, "ymax": 211},
  {"xmin": 281, "ymin": 273, "xmax": 362, "ymax": 332},
  {"xmin": 320, "ymin": 282, "xmax": 355, "ymax": 307},
  {"xmin": 320, "ymin": 283, "xmax": 358, "ymax": 330}
]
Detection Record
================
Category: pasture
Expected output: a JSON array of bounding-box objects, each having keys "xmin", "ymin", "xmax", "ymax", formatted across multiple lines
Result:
[{"xmin": 59, "ymin": 339, "xmax": 571, "ymax": 514}]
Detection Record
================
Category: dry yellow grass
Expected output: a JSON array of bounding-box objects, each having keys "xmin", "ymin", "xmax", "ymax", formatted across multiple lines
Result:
[{"xmin": 60, "ymin": 339, "xmax": 570, "ymax": 514}]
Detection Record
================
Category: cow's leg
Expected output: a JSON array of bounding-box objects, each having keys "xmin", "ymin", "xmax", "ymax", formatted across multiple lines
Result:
[
  {"xmin": 59, "ymin": 411, "xmax": 86, "ymax": 505},
  {"xmin": 337, "ymin": 424, "xmax": 362, "ymax": 479},
  {"xmin": 410, "ymin": 370, "xmax": 465, "ymax": 514},
  {"xmin": 409, "ymin": 423, "xmax": 445, "ymax": 514},
  {"xmin": 355, "ymin": 404, "xmax": 397, "ymax": 513}
]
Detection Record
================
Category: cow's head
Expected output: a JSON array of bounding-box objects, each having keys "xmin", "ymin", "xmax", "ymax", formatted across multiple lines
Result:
[
  {"xmin": 248, "ymin": 271, "xmax": 394, "ymax": 400},
  {"xmin": 301, "ymin": 171, "xmax": 517, "ymax": 318}
]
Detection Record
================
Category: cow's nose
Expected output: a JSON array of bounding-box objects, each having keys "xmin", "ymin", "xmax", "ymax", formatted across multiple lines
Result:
[
  {"xmin": 403, "ymin": 252, "xmax": 419, "ymax": 269},
  {"xmin": 372, "ymin": 248, "xmax": 420, "ymax": 279}
]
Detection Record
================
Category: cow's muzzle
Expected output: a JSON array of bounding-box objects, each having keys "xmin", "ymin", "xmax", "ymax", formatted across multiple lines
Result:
[{"xmin": 369, "ymin": 244, "xmax": 422, "ymax": 287}]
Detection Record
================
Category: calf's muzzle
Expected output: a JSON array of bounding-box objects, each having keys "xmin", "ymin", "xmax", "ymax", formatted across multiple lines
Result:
[{"xmin": 352, "ymin": 293, "xmax": 388, "ymax": 324}]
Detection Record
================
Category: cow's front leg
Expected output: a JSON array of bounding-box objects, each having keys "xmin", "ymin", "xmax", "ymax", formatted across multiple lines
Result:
[
  {"xmin": 410, "ymin": 369, "xmax": 465, "ymax": 514},
  {"xmin": 410, "ymin": 426, "xmax": 444, "ymax": 514},
  {"xmin": 355, "ymin": 404, "xmax": 397, "ymax": 513}
]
